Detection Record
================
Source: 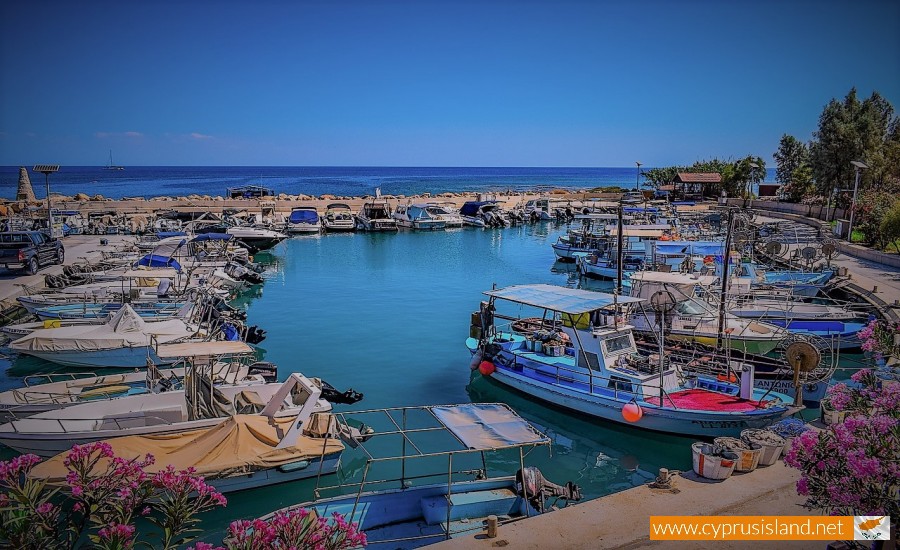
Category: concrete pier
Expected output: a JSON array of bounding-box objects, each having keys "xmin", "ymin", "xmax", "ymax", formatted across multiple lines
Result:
[{"xmin": 433, "ymin": 460, "xmax": 821, "ymax": 550}]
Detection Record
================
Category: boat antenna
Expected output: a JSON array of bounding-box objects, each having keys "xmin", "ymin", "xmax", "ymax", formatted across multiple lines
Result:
[{"xmin": 716, "ymin": 208, "xmax": 734, "ymax": 350}]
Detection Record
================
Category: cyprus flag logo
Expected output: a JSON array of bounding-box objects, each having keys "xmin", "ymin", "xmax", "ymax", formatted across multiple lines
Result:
[{"xmin": 854, "ymin": 516, "xmax": 890, "ymax": 541}]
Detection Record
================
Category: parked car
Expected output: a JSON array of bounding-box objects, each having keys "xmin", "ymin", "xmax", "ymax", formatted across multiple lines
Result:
[{"xmin": 0, "ymin": 231, "xmax": 65, "ymax": 275}]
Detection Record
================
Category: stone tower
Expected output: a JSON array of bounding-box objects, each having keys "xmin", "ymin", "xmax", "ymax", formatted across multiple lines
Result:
[{"xmin": 15, "ymin": 166, "xmax": 36, "ymax": 201}]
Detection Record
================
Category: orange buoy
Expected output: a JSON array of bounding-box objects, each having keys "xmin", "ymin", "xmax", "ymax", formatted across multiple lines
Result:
[
  {"xmin": 717, "ymin": 373, "xmax": 738, "ymax": 383},
  {"xmin": 622, "ymin": 401, "xmax": 643, "ymax": 422},
  {"xmin": 478, "ymin": 361, "xmax": 496, "ymax": 376}
]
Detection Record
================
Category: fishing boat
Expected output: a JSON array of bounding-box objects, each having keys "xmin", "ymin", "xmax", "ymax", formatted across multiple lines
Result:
[
  {"xmin": 356, "ymin": 200, "xmax": 398, "ymax": 232},
  {"xmin": 425, "ymin": 203, "xmax": 464, "ymax": 228},
  {"xmin": 627, "ymin": 271, "xmax": 787, "ymax": 356},
  {"xmin": 32, "ymin": 301, "xmax": 190, "ymax": 321},
  {"xmin": 29, "ymin": 369, "xmax": 348, "ymax": 494},
  {"xmin": 260, "ymin": 403, "xmax": 582, "ymax": 548},
  {"xmin": 0, "ymin": 359, "xmax": 276, "ymax": 422},
  {"xmin": 392, "ymin": 203, "xmax": 447, "ymax": 230},
  {"xmin": 103, "ymin": 150, "xmax": 124, "ymax": 171},
  {"xmin": 522, "ymin": 198, "xmax": 554, "ymax": 221},
  {"xmin": 459, "ymin": 201, "xmax": 509, "ymax": 228},
  {"xmin": 8, "ymin": 304, "xmax": 198, "ymax": 369},
  {"xmin": 322, "ymin": 203, "xmax": 356, "ymax": 232},
  {"xmin": 0, "ymin": 341, "xmax": 333, "ymax": 457},
  {"xmin": 287, "ymin": 207, "xmax": 322, "ymax": 234},
  {"xmin": 465, "ymin": 284, "xmax": 799, "ymax": 437}
]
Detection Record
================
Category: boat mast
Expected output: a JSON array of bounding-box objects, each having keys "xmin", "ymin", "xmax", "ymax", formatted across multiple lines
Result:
[
  {"xmin": 716, "ymin": 208, "xmax": 734, "ymax": 350},
  {"xmin": 616, "ymin": 201, "xmax": 624, "ymax": 295}
]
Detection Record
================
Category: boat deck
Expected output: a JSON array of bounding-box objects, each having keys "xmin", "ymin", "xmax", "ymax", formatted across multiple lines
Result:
[{"xmin": 645, "ymin": 389, "xmax": 770, "ymax": 412}]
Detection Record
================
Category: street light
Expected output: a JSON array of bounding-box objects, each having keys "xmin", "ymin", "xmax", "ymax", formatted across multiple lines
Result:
[
  {"xmin": 33, "ymin": 165, "xmax": 59, "ymax": 235},
  {"xmin": 847, "ymin": 160, "xmax": 868, "ymax": 243},
  {"xmin": 635, "ymin": 161, "xmax": 642, "ymax": 189}
]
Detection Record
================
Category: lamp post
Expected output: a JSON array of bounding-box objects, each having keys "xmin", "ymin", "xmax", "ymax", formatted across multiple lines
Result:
[
  {"xmin": 847, "ymin": 160, "xmax": 868, "ymax": 243},
  {"xmin": 33, "ymin": 165, "xmax": 59, "ymax": 235},
  {"xmin": 635, "ymin": 161, "xmax": 642, "ymax": 191}
]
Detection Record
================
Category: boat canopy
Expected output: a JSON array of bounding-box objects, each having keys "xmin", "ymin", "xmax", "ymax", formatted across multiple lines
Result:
[
  {"xmin": 431, "ymin": 403, "xmax": 546, "ymax": 450},
  {"xmin": 628, "ymin": 272, "xmax": 718, "ymax": 301},
  {"xmin": 326, "ymin": 203, "xmax": 351, "ymax": 210},
  {"xmin": 157, "ymin": 340, "xmax": 253, "ymax": 358},
  {"xmin": 605, "ymin": 224, "xmax": 670, "ymax": 238},
  {"xmin": 9, "ymin": 305, "xmax": 194, "ymax": 352},
  {"xmin": 460, "ymin": 201, "xmax": 498, "ymax": 216},
  {"xmin": 155, "ymin": 231, "xmax": 187, "ymax": 238},
  {"xmin": 485, "ymin": 284, "xmax": 643, "ymax": 314},
  {"xmin": 121, "ymin": 268, "xmax": 179, "ymax": 278},
  {"xmin": 135, "ymin": 254, "xmax": 183, "ymax": 271},
  {"xmin": 289, "ymin": 209, "xmax": 319, "ymax": 223},
  {"xmin": 655, "ymin": 241, "xmax": 725, "ymax": 256}
]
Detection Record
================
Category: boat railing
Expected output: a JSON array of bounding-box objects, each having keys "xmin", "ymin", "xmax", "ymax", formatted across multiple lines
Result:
[{"xmin": 23, "ymin": 372, "xmax": 100, "ymax": 387}]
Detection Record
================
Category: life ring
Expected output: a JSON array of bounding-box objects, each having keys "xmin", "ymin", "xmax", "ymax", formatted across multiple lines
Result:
[{"xmin": 703, "ymin": 255, "xmax": 715, "ymax": 265}]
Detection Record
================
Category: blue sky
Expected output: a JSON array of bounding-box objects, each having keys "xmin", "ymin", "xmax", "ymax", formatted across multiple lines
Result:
[{"xmin": 1, "ymin": 0, "xmax": 898, "ymax": 167}]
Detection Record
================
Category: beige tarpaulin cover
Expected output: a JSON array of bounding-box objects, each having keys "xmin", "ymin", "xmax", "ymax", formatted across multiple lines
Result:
[
  {"xmin": 31, "ymin": 414, "xmax": 344, "ymax": 483},
  {"xmin": 9, "ymin": 304, "xmax": 194, "ymax": 352},
  {"xmin": 629, "ymin": 271, "xmax": 718, "ymax": 301}
]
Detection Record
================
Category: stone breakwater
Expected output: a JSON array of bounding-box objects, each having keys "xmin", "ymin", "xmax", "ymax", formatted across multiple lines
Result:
[{"xmin": 1, "ymin": 190, "xmax": 630, "ymax": 216}]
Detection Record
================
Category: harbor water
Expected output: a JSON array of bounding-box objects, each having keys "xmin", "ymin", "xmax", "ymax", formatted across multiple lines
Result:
[{"xmin": 0, "ymin": 219, "xmax": 860, "ymax": 540}]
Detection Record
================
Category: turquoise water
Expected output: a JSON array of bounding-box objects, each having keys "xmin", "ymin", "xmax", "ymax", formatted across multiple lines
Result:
[{"xmin": 1, "ymin": 222, "xmax": 865, "ymax": 542}]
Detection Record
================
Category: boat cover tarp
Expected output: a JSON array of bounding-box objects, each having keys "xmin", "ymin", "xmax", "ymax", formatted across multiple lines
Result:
[
  {"xmin": 157, "ymin": 341, "xmax": 252, "ymax": 358},
  {"xmin": 289, "ymin": 210, "xmax": 319, "ymax": 223},
  {"xmin": 10, "ymin": 305, "xmax": 194, "ymax": 352},
  {"xmin": 30, "ymin": 414, "xmax": 343, "ymax": 484},
  {"xmin": 655, "ymin": 241, "xmax": 725, "ymax": 256},
  {"xmin": 485, "ymin": 284, "xmax": 642, "ymax": 314},
  {"xmin": 460, "ymin": 201, "xmax": 496, "ymax": 216},
  {"xmin": 136, "ymin": 254, "xmax": 183, "ymax": 271},
  {"xmin": 628, "ymin": 272, "xmax": 718, "ymax": 301},
  {"xmin": 432, "ymin": 404, "xmax": 547, "ymax": 450}
]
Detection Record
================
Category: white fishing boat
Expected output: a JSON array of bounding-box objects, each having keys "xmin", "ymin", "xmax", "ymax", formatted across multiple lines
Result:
[
  {"xmin": 225, "ymin": 226, "xmax": 288, "ymax": 253},
  {"xmin": 287, "ymin": 206, "xmax": 322, "ymax": 234},
  {"xmin": 392, "ymin": 203, "xmax": 447, "ymax": 230},
  {"xmin": 425, "ymin": 203, "xmax": 464, "ymax": 228},
  {"xmin": 626, "ymin": 271, "xmax": 788, "ymax": 355},
  {"xmin": 356, "ymin": 200, "xmax": 398, "ymax": 231},
  {"xmin": 466, "ymin": 284, "xmax": 799, "ymax": 438},
  {"xmin": 0, "ymin": 341, "xmax": 332, "ymax": 457},
  {"xmin": 8, "ymin": 304, "xmax": 198, "ymax": 369},
  {"xmin": 261, "ymin": 403, "xmax": 581, "ymax": 547},
  {"xmin": 29, "ymin": 371, "xmax": 348, "ymax": 494},
  {"xmin": 322, "ymin": 203, "xmax": 356, "ymax": 232},
  {"xmin": 0, "ymin": 358, "xmax": 275, "ymax": 422}
]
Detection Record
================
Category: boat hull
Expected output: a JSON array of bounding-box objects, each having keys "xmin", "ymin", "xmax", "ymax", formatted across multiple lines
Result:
[
  {"xmin": 485, "ymin": 367, "xmax": 793, "ymax": 438},
  {"xmin": 15, "ymin": 346, "xmax": 172, "ymax": 370}
]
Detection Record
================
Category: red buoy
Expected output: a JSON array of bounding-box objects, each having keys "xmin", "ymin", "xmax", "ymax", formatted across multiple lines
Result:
[
  {"xmin": 622, "ymin": 401, "xmax": 643, "ymax": 423},
  {"xmin": 478, "ymin": 361, "xmax": 496, "ymax": 376}
]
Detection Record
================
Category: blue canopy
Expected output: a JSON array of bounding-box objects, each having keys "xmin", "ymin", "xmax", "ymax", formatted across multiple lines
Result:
[
  {"xmin": 135, "ymin": 255, "xmax": 183, "ymax": 271},
  {"xmin": 623, "ymin": 206, "xmax": 659, "ymax": 213},
  {"xmin": 191, "ymin": 233, "xmax": 232, "ymax": 242},
  {"xmin": 289, "ymin": 210, "xmax": 319, "ymax": 223},
  {"xmin": 485, "ymin": 284, "xmax": 642, "ymax": 314},
  {"xmin": 156, "ymin": 231, "xmax": 187, "ymax": 238},
  {"xmin": 655, "ymin": 241, "xmax": 725, "ymax": 256},
  {"xmin": 460, "ymin": 201, "xmax": 496, "ymax": 217}
]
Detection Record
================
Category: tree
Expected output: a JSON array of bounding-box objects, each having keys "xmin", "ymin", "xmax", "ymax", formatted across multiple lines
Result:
[
  {"xmin": 809, "ymin": 88, "xmax": 900, "ymax": 200},
  {"xmin": 781, "ymin": 164, "xmax": 814, "ymax": 203},
  {"xmin": 773, "ymin": 134, "xmax": 809, "ymax": 186},
  {"xmin": 880, "ymin": 199, "xmax": 900, "ymax": 253}
]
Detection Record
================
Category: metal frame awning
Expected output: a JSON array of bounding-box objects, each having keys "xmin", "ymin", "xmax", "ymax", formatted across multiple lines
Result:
[{"xmin": 484, "ymin": 284, "xmax": 643, "ymax": 314}]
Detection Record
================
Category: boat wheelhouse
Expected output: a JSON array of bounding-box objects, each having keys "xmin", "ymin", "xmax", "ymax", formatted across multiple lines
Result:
[
  {"xmin": 356, "ymin": 200, "xmax": 398, "ymax": 231},
  {"xmin": 227, "ymin": 185, "xmax": 274, "ymax": 199}
]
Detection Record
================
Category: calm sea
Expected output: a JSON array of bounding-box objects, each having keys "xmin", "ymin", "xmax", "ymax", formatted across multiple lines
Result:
[{"xmin": 0, "ymin": 166, "xmax": 777, "ymax": 200}]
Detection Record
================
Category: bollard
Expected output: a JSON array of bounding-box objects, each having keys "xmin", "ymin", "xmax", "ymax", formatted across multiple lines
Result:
[
  {"xmin": 873, "ymin": 285, "xmax": 878, "ymax": 293},
  {"xmin": 486, "ymin": 515, "xmax": 499, "ymax": 538}
]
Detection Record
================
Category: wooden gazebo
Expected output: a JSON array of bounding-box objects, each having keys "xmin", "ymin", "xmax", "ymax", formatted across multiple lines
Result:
[{"xmin": 673, "ymin": 172, "xmax": 722, "ymax": 198}]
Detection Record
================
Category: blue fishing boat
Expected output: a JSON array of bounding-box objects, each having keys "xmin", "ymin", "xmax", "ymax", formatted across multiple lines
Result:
[
  {"xmin": 261, "ymin": 403, "xmax": 582, "ymax": 548},
  {"xmin": 466, "ymin": 284, "xmax": 800, "ymax": 438}
]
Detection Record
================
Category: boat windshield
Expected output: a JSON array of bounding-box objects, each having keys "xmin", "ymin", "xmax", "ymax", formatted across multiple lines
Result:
[{"xmin": 675, "ymin": 300, "xmax": 708, "ymax": 316}]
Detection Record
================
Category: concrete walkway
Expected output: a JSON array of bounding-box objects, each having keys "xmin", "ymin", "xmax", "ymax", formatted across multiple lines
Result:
[{"xmin": 433, "ymin": 460, "xmax": 823, "ymax": 550}]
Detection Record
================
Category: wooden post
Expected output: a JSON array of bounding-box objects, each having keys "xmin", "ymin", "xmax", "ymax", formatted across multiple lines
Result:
[{"xmin": 486, "ymin": 515, "xmax": 499, "ymax": 538}]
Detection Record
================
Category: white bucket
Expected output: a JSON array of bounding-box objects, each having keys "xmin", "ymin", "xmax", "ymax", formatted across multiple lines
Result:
[
  {"xmin": 714, "ymin": 437, "xmax": 762, "ymax": 472},
  {"xmin": 741, "ymin": 429, "xmax": 785, "ymax": 466},
  {"xmin": 691, "ymin": 442, "xmax": 737, "ymax": 480}
]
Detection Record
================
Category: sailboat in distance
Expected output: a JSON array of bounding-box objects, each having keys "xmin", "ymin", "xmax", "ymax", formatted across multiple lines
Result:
[{"xmin": 103, "ymin": 150, "xmax": 124, "ymax": 171}]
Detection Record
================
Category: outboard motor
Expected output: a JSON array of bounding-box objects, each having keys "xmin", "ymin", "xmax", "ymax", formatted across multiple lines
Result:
[
  {"xmin": 245, "ymin": 325, "xmax": 267, "ymax": 345},
  {"xmin": 247, "ymin": 361, "xmax": 278, "ymax": 383},
  {"xmin": 318, "ymin": 379, "xmax": 364, "ymax": 404},
  {"xmin": 515, "ymin": 467, "xmax": 582, "ymax": 513}
]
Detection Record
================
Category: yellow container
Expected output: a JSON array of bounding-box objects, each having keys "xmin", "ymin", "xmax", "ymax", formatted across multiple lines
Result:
[
  {"xmin": 43, "ymin": 320, "xmax": 61, "ymax": 329},
  {"xmin": 562, "ymin": 312, "xmax": 590, "ymax": 329}
]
